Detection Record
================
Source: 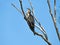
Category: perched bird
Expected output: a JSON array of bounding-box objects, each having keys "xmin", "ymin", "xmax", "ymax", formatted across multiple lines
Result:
[{"xmin": 24, "ymin": 8, "xmax": 35, "ymax": 35}]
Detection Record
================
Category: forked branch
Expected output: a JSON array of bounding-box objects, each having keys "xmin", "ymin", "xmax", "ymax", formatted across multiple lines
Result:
[{"xmin": 35, "ymin": 32, "xmax": 51, "ymax": 45}]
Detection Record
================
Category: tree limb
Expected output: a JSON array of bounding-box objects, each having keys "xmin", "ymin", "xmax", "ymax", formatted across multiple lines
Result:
[{"xmin": 47, "ymin": 0, "xmax": 60, "ymax": 40}]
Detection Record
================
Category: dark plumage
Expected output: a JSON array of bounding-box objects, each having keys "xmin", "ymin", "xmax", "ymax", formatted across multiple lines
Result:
[{"xmin": 24, "ymin": 8, "xmax": 35, "ymax": 35}]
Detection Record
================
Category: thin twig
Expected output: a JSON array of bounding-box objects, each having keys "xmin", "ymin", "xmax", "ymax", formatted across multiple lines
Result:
[
  {"xmin": 47, "ymin": 0, "xmax": 60, "ymax": 40},
  {"xmin": 11, "ymin": 3, "xmax": 22, "ymax": 15}
]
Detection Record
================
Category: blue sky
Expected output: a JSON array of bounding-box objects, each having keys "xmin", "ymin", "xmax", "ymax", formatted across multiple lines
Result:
[{"xmin": 0, "ymin": 0, "xmax": 60, "ymax": 45}]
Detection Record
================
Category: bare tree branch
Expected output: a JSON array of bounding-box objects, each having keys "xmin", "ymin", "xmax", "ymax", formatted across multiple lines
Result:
[
  {"xmin": 47, "ymin": 0, "xmax": 60, "ymax": 40},
  {"xmin": 35, "ymin": 24, "xmax": 49, "ymax": 41}
]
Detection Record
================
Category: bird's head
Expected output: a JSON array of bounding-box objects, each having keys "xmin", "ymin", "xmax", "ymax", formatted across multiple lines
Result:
[{"xmin": 27, "ymin": 8, "xmax": 31, "ymax": 13}]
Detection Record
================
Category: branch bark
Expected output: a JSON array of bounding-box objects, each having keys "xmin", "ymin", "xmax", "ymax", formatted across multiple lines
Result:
[
  {"xmin": 47, "ymin": 0, "xmax": 60, "ymax": 40},
  {"xmin": 19, "ymin": 0, "xmax": 25, "ymax": 17}
]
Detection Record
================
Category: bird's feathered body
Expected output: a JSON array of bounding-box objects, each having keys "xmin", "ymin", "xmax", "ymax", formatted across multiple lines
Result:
[{"xmin": 24, "ymin": 9, "xmax": 35, "ymax": 35}]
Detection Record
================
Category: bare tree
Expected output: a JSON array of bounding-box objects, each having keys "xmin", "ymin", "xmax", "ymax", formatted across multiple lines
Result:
[{"xmin": 11, "ymin": 0, "xmax": 60, "ymax": 45}]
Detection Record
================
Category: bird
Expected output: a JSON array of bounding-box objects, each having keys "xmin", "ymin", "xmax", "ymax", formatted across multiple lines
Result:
[{"xmin": 24, "ymin": 8, "xmax": 35, "ymax": 35}]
